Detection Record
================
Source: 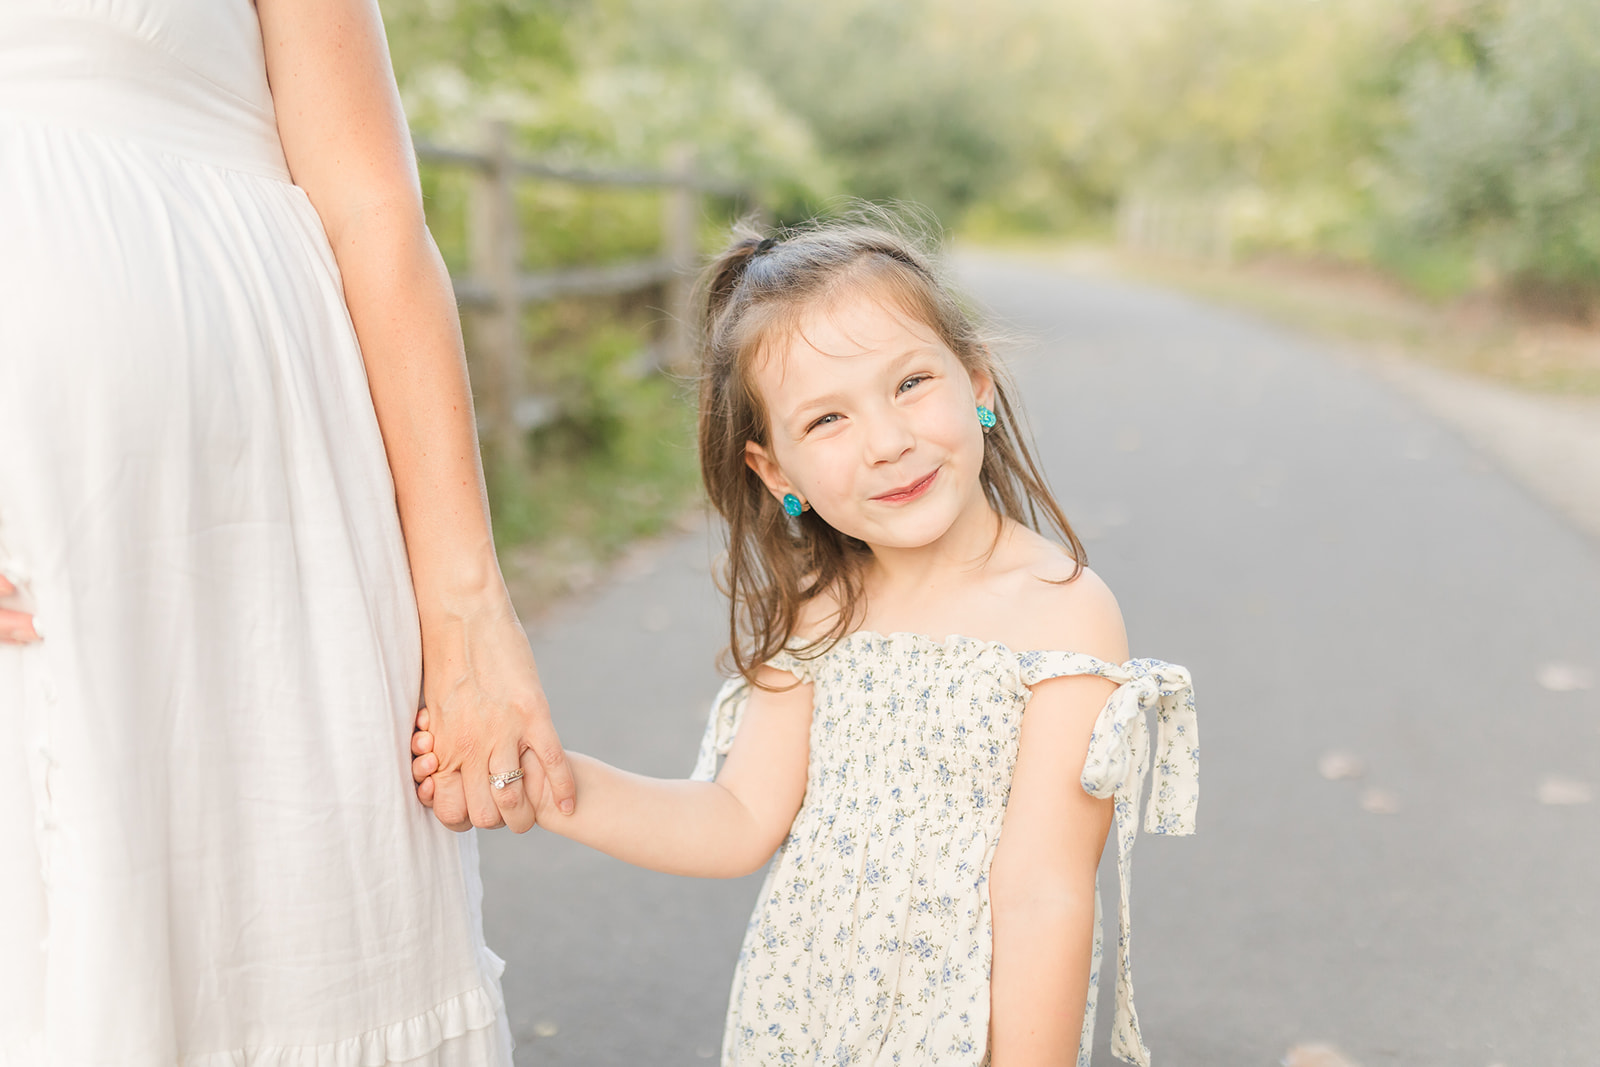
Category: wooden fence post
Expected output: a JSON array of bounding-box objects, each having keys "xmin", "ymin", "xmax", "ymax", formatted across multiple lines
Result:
[
  {"xmin": 468, "ymin": 119, "xmax": 527, "ymax": 480},
  {"xmin": 661, "ymin": 143, "xmax": 699, "ymax": 373}
]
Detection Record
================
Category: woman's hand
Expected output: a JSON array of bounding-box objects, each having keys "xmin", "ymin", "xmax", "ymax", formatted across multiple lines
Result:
[
  {"xmin": 0, "ymin": 573, "xmax": 40, "ymax": 645},
  {"xmin": 416, "ymin": 593, "xmax": 575, "ymax": 833},
  {"xmin": 412, "ymin": 707, "xmax": 559, "ymax": 824}
]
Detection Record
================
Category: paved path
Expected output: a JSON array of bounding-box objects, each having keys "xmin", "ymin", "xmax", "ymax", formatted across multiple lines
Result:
[{"xmin": 479, "ymin": 254, "xmax": 1600, "ymax": 1066}]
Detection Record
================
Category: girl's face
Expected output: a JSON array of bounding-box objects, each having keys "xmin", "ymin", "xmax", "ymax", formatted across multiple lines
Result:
[{"xmin": 744, "ymin": 286, "xmax": 995, "ymax": 553}]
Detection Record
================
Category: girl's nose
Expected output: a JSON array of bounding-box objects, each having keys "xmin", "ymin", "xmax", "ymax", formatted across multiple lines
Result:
[{"xmin": 863, "ymin": 411, "xmax": 916, "ymax": 465}]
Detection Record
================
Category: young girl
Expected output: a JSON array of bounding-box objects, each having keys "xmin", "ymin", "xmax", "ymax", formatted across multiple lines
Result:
[{"xmin": 412, "ymin": 213, "xmax": 1198, "ymax": 1066}]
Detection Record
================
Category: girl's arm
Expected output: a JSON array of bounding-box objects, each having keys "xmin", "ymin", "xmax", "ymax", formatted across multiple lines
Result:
[
  {"xmin": 414, "ymin": 666, "xmax": 815, "ymax": 878},
  {"xmin": 988, "ymin": 673, "xmax": 1117, "ymax": 1064},
  {"xmin": 988, "ymin": 572, "xmax": 1127, "ymax": 1065},
  {"xmin": 257, "ymin": 0, "xmax": 573, "ymax": 832}
]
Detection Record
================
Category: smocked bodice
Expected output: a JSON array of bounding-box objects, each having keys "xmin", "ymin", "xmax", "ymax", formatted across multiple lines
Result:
[{"xmin": 695, "ymin": 631, "xmax": 1198, "ymax": 1066}]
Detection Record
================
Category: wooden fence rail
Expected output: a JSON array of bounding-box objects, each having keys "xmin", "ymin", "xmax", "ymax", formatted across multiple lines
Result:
[
  {"xmin": 1116, "ymin": 193, "xmax": 1238, "ymax": 264},
  {"xmin": 414, "ymin": 121, "xmax": 753, "ymax": 478}
]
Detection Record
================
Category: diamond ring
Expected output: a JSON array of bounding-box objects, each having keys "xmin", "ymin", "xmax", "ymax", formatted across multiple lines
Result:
[{"xmin": 489, "ymin": 768, "xmax": 525, "ymax": 790}]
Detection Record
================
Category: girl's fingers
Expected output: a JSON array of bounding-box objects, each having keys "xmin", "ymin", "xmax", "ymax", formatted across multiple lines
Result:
[
  {"xmin": 411, "ymin": 729, "xmax": 434, "ymax": 756},
  {"xmin": 417, "ymin": 774, "xmax": 436, "ymax": 807},
  {"xmin": 0, "ymin": 609, "xmax": 40, "ymax": 645},
  {"xmin": 0, "ymin": 574, "xmax": 14, "ymax": 597},
  {"xmin": 412, "ymin": 751, "xmax": 437, "ymax": 782},
  {"xmin": 416, "ymin": 707, "xmax": 430, "ymax": 731},
  {"xmin": 527, "ymin": 719, "xmax": 577, "ymax": 815}
]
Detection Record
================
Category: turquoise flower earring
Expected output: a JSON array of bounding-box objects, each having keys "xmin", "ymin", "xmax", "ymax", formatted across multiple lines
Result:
[
  {"xmin": 782, "ymin": 493, "xmax": 805, "ymax": 517},
  {"xmin": 976, "ymin": 405, "xmax": 996, "ymax": 431}
]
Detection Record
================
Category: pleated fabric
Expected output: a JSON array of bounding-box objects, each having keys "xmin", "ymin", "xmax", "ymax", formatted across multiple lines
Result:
[{"xmin": 0, "ymin": 3, "xmax": 513, "ymax": 1063}]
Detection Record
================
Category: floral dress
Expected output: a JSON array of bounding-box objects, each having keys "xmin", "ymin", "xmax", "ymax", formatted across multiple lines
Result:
[{"xmin": 692, "ymin": 632, "xmax": 1197, "ymax": 1067}]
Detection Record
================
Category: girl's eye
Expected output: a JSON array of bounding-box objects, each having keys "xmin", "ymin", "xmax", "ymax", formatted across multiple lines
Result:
[
  {"xmin": 898, "ymin": 375, "xmax": 929, "ymax": 394},
  {"xmin": 806, "ymin": 413, "xmax": 841, "ymax": 432}
]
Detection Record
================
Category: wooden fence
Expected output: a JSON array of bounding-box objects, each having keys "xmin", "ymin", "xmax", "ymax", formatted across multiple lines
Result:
[
  {"xmin": 414, "ymin": 121, "xmax": 753, "ymax": 477},
  {"xmin": 1116, "ymin": 193, "xmax": 1237, "ymax": 264}
]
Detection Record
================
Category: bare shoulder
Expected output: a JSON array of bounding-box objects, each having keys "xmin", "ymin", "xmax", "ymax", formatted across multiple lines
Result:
[{"xmin": 998, "ymin": 526, "xmax": 1129, "ymax": 665}]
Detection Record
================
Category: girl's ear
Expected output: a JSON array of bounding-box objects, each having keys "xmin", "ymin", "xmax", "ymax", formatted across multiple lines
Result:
[
  {"xmin": 744, "ymin": 440, "xmax": 797, "ymax": 505},
  {"xmin": 969, "ymin": 363, "xmax": 996, "ymax": 411}
]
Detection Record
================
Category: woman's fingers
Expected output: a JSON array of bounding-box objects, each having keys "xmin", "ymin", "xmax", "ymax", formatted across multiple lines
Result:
[
  {"xmin": 428, "ymin": 770, "xmax": 473, "ymax": 831},
  {"xmin": 461, "ymin": 751, "xmax": 507, "ymax": 830},
  {"xmin": 487, "ymin": 743, "xmax": 536, "ymax": 834},
  {"xmin": 0, "ymin": 608, "xmax": 40, "ymax": 645}
]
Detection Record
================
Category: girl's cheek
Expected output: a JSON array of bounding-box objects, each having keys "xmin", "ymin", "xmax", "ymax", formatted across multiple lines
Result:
[{"xmin": 920, "ymin": 402, "xmax": 977, "ymax": 451}]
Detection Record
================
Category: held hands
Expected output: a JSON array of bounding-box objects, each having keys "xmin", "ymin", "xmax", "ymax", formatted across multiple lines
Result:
[
  {"xmin": 413, "ymin": 596, "xmax": 574, "ymax": 832},
  {"xmin": 413, "ymin": 712, "xmax": 558, "ymax": 822}
]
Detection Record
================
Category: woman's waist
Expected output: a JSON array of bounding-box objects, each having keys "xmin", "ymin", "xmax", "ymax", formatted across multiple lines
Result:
[{"xmin": 0, "ymin": 12, "xmax": 291, "ymax": 181}]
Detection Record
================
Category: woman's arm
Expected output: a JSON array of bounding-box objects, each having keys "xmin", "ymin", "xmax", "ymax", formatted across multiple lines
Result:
[
  {"xmin": 414, "ymin": 666, "xmax": 815, "ymax": 877},
  {"xmin": 988, "ymin": 570, "xmax": 1127, "ymax": 1065},
  {"xmin": 257, "ymin": 0, "xmax": 572, "ymax": 832}
]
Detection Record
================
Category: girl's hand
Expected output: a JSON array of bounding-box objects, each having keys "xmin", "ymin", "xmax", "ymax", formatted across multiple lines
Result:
[
  {"xmin": 411, "ymin": 709, "xmax": 438, "ymax": 804},
  {"xmin": 418, "ymin": 596, "xmax": 575, "ymax": 834},
  {"xmin": 0, "ymin": 573, "xmax": 41, "ymax": 645},
  {"xmin": 412, "ymin": 709, "xmax": 555, "ymax": 821}
]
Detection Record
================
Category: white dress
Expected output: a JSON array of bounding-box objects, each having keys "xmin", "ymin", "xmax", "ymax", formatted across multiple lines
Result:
[
  {"xmin": 693, "ymin": 633, "xmax": 1198, "ymax": 1067},
  {"xmin": 0, "ymin": 3, "xmax": 513, "ymax": 1064}
]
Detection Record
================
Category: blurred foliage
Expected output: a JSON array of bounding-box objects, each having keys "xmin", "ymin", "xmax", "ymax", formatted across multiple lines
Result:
[
  {"xmin": 484, "ymin": 312, "xmax": 704, "ymax": 554},
  {"xmin": 1386, "ymin": 0, "xmax": 1600, "ymax": 309},
  {"xmin": 384, "ymin": 0, "xmax": 1600, "ymax": 313}
]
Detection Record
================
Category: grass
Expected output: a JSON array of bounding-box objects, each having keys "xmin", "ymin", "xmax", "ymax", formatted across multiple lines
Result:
[
  {"xmin": 479, "ymin": 302, "xmax": 707, "ymax": 617},
  {"xmin": 1103, "ymin": 249, "xmax": 1600, "ymax": 398}
]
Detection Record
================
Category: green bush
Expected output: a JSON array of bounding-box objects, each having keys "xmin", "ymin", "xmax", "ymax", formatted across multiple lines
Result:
[{"xmin": 1386, "ymin": 0, "xmax": 1600, "ymax": 306}]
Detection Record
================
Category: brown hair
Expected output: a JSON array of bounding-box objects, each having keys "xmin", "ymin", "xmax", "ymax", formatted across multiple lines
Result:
[{"xmin": 696, "ymin": 205, "xmax": 1084, "ymax": 685}]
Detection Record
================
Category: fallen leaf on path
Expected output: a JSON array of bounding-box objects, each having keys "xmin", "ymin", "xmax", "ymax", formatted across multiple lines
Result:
[
  {"xmin": 1537, "ymin": 776, "xmax": 1594, "ymax": 806},
  {"xmin": 1283, "ymin": 1044, "xmax": 1360, "ymax": 1067},
  {"xmin": 1536, "ymin": 662, "xmax": 1595, "ymax": 692},
  {"xmin": 1318, "ymin": 750, "xmax": 1365, "ymax": 781},
  {"xmin": 1359, "ymin": 787, "xmax": 1401, "ymax": 815}
]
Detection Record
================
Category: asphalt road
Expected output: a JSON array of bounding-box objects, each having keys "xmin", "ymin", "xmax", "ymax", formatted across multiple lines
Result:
[{"xmin": 478, "ymin": 254, "xmax": 1600, "ymax": 1067}]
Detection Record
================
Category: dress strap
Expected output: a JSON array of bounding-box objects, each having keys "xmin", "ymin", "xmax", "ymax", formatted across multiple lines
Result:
[
  {"xmin": 690, "ymin": 651, "xmax": 811, "ymax": 782},
  {"xmin": 1016, "ymin": 651, "xmax": 1199, "ymax": 1067}
]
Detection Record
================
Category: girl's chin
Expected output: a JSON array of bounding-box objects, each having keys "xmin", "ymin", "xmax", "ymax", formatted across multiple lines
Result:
[{"xmin": 851, "ymin": 511, "xmax": 967, "ymax": 552}]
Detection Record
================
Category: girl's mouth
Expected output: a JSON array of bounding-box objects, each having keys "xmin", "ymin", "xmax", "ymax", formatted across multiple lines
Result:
[{"xmin": 872, "ymin": 468, "xmax": 939, "ymax": 505}]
